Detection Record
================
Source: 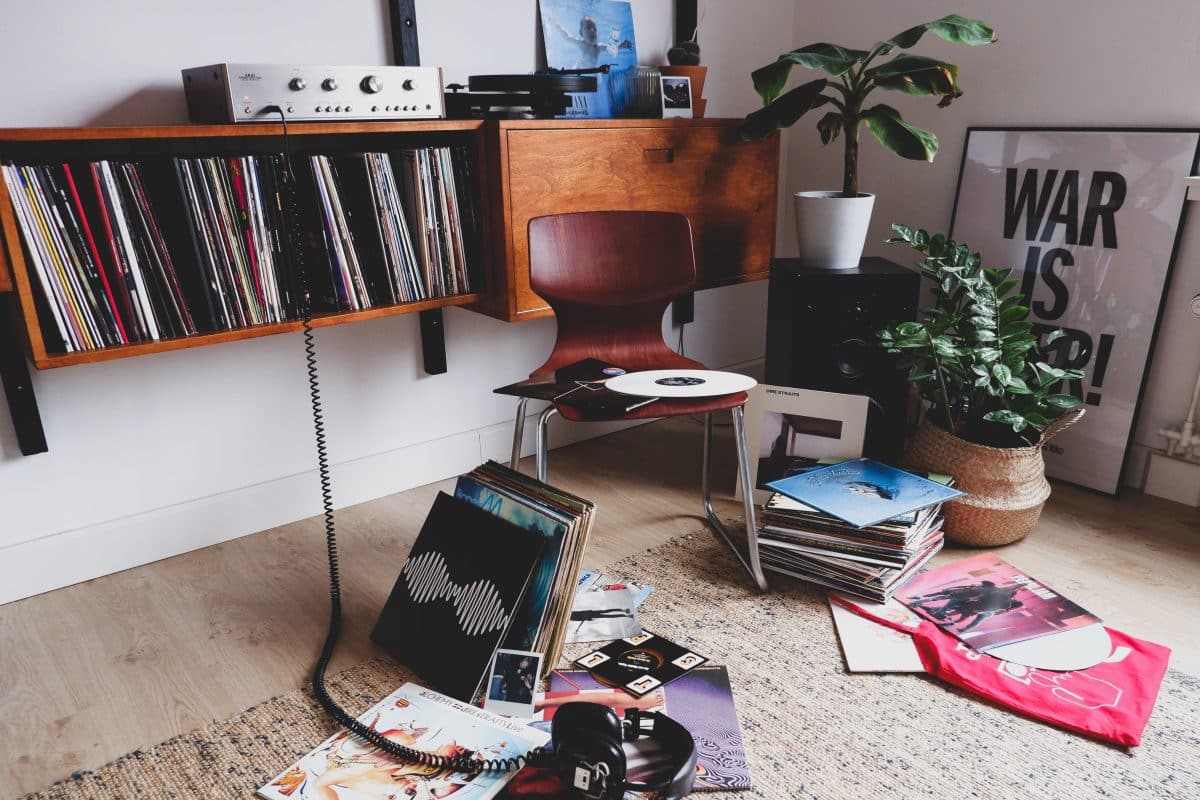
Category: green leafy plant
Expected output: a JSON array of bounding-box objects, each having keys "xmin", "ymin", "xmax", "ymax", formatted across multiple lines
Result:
[
  {"xmin": 876, "ymin": 224, "xmax": 1085, "ymax": 447},
  {"xmin": 740, "ymin": 14, "xmax": 995, "ymax": 195}
]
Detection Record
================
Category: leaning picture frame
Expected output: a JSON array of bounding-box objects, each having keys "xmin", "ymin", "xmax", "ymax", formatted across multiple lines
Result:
[
  {"xmin": 949, "ymin": 127, "xmax": 1200, "ymax": 494},
  {"xmin": 659, "ymin": 75, "xmax": 693, "ymax": 118}
]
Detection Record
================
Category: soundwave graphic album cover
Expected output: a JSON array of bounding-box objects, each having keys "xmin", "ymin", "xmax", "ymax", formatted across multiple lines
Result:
[
  {"xmin": 258, "ymin": 682, "xmax": 549, "ymax": 800},
  {"xmin": 372, "ymin": 492, "xmax": 546, "ymax": 702}
]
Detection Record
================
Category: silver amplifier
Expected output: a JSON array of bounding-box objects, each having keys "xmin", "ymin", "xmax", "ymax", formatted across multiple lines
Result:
[{"xmin": 182, "ymin": 63, "xmax": 445, "ymax": 123}]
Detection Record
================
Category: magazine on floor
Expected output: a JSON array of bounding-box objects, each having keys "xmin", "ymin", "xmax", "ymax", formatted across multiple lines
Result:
[{"xmin": 258, "ymin": 683, "xmax": 549, "ymax": 800}]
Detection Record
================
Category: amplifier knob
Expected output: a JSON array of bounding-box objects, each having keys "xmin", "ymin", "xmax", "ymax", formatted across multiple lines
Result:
[
  {"xmin": 402, "ymin": 78, "xmax": 417, "ymax": 91},
  {"xmin": 289, "ymin": 77, "xmax": 307, "ymax": 91},
  {"xmin": 322, "ymin": 78, "xmax": 338, "ymax": 91},
  {"xmin": 361, "ymin": 75, "xmax": 383, "ymax": 94}
]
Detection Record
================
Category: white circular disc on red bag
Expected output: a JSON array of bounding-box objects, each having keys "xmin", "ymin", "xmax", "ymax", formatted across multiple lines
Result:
[
  {"xmin": 604, "ymin": 369, "xmax": 758, "ymax": 398},
  {"xmin": 985, "ymin": 623, "xmax": 1113, "ymax": 671}
]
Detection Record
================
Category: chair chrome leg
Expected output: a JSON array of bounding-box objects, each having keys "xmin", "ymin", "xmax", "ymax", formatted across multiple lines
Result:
[
  {"xmin": 536, "ymin": 406, "xmax": 558, "ymax": 484},
  {"xmin": 702, "ymin": 408, "xmax": 769, "ymax": 592},
  {"xmin": 510, "ymin": 397, "xmax": 530, "ymax": 470}
]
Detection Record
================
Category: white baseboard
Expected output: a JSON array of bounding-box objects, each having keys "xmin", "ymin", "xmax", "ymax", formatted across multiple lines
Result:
[{"xmin": 0, "ymin": 357, "xmax": 764, "ymax": 605}]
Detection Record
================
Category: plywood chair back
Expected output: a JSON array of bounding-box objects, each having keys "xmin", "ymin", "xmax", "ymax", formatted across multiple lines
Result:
[{"xmin": 527, "ymin": 211, "xmax": 706, "ymax": 378}]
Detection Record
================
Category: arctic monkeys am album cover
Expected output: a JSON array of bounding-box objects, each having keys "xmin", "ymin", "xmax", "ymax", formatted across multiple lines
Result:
[{"xmin": 372, "ymin": 492, "xmax": 546, "ymax": 702}]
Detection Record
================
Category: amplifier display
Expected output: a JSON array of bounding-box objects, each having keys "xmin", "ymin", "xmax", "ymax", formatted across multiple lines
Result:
[{"xmin": 182, "ymin": 63, "xmax": 445, "ymax": 123}]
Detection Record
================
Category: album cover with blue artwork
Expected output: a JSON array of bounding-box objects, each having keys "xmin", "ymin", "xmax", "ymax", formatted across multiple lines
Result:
[
  {"xmin": 371, "ymin": 492, "xmax": 545, "ymax": 702},
  {"xmin": 765, "ymin": 458, "xmax": 964, "ymax": 529}
]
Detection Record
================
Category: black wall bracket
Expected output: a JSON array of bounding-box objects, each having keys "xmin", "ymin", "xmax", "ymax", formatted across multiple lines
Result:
[
  {"xmin": 388, "ymin": 0, "xmax": 446, "ymax": 377},
  {"xmin": 418, "ymin": 308, "xmax": 448, "ymax": 375},
  {"xmin": 0, "ymin": 297, "xmax": 48, "ymax": 456}
]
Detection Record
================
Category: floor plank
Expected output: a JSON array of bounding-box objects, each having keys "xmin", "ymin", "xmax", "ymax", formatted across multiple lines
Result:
[{"xmin": 1, "ymin": 416, "xmax": 1196, "ymax": 797}]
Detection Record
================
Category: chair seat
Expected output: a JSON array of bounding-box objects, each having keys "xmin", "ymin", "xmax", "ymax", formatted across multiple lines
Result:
[{"xmin": 554, "ymin": 390, "xmax": 748, "ymax": 422}]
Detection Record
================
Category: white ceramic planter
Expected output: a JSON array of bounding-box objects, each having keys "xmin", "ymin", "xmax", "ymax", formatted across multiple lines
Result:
[{"xmin": 793, "ymin": 191, "xmax": 876, "ymax": 269}]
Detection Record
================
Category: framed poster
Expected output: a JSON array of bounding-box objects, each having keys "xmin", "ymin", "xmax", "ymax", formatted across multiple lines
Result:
[{"xmin": 950, "ymin": 128, "xmax": 1200, "ymax": 494}]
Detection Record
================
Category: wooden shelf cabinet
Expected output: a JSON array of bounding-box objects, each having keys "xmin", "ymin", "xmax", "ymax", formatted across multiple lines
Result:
[
  {"xmin": 0, "ymin": 117, "xmax": 779, "ymax": 454},
  {"xmin": 474, "ymin": 118, "xmax": 780, "ymax": 321},
  {"xmin": 0, "ymin": 120, "xmax": 490, "ymax": 371}
]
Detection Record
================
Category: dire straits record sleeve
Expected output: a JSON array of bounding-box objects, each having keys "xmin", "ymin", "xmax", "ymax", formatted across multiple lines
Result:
[
  {"xmin": 575, "ymin": 632, "xmax": 708, "ymax": 697},
  {"xmin": 604, "ymin": 369, "xmax": 757, "ymax": 398}
]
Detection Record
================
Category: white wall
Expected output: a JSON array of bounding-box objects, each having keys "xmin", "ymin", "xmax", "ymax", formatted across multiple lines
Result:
[
  {"xmin": 786, "ymin": 0, "xmax": 1200, "ymax": 488},
  {"xmin": 0, "ymin": 0, "xmax": 796, "ymax": 602}
]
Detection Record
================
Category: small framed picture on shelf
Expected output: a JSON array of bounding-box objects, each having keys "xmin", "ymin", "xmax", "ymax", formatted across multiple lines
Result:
[{"xmin": 660, "ymin": 75, "xmax": 693, "ymax": 118}]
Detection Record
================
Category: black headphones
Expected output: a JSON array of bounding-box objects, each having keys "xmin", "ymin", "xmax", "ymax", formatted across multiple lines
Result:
[{"xmin": 549, "ymin": 701, "xmax": 697, "ymax": 800}]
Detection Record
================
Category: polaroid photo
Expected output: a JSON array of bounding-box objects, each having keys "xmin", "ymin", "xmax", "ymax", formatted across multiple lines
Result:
[
  {"xmin": 737, "ymin": 384, "xmax": 869, "ymax": 505},
  {"xmin": 660, "ymin": 75, "xmax": 693, "ymax": 118},
  {"xmin": 484, "ymin": 648, "xmax": 544, "ymax": 718}
]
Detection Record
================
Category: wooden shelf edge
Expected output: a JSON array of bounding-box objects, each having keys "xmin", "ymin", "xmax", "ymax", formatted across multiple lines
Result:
[
  {"xmin": 0, "ymin": 119, "xmax": 485, "ymax": 143},
  {"xmin": 31, "ymin": 292, "xmax": 480, "ymax": 369}
]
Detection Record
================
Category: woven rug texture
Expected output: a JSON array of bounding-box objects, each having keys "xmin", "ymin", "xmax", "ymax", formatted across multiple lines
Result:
[{"xmin": 21, "ymin": 531, "xmax": 1200, "ymax": 800}]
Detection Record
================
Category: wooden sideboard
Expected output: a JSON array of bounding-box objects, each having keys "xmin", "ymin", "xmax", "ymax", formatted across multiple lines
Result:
[
  {"xmin": 474, "ymin": 118, "xmax": 780, "ymax": 321},
  {"xmin": 0, "ymin": 117, "xmax": 780, "ymax": 454}
]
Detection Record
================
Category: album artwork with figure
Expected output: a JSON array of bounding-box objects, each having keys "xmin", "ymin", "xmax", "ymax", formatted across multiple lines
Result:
[
  {"xmin": 539, "ymin": 0, "xmax": 637, "ymax": 71},
  {"xmin": 895, "ymin": 552, "xmax": 1102, "ymax": 652},
  {"xmin": 258, "ymin": 683, "xmax": 548, "ymax": 800},
  {"xmin": 765, "ymin": 458, "xmax": 963, "ymax": 528}
]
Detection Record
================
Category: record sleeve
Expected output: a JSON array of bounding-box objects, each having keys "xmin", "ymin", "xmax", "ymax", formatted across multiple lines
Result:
[
  {"xmin": 575, "ymin": 632, "xmax": 707, "ymax": 697},
  {"xmin": 371, "ymin": 492, "xmax": 546, "ymax": 702}
]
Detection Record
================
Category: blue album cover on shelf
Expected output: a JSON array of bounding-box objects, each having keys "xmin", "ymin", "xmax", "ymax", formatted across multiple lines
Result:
[
  {"xmin": 540, "ymin": 0, "xmax": 637, "ymax": 118},
  {"xmin": 765, "ymin": 458, "xmax": 964, "ymax": 529},
  {"xmin": 540, "ymin": 0, "xmax": 637, "ymax": 71}
]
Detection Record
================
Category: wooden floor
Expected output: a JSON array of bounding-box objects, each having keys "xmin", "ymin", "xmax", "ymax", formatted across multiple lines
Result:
[{"xmin": 1, "ymin": 417, "xmax": 1197, "ymax": 797}]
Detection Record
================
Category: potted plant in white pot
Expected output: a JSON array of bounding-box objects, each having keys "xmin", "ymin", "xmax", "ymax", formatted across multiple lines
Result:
[
  {"xmin": 877, "ymin": 224, "xmax": 1086, "ymax": 546},
  {"xmin": 741, "ymin": 14, "xmax": 995, "ymax": 269}
]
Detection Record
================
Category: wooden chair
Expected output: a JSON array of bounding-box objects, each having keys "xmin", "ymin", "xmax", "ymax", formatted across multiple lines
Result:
[{"xmin": 507, "ymin": 211, "xmax": 767, "ymax": 590}]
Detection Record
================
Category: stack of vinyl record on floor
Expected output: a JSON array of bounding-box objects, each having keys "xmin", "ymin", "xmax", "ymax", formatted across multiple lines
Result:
[
  {"xmin": 371, "ymin": 460, "xmax": 596, "ymax": 700},
  {"xmin": 758, "ymin": 458, "xmax": 964, "ymax": 603}
]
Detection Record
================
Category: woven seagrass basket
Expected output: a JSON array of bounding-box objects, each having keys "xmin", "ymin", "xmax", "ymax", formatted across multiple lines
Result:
[{"xmin": 903, "ymin": 408, "xmax": 1085, "ymax": 546}]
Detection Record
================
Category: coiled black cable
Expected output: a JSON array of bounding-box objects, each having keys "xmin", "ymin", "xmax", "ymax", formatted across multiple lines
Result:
[{"xmin": 269, "ymin": 108, "xmax": 546, "ymax": 775}]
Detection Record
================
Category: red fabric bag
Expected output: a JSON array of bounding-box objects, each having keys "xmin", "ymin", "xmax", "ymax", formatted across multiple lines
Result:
[{"xmin": 830, "ymin": 594, "xmax": 1171, "ymax": 747}]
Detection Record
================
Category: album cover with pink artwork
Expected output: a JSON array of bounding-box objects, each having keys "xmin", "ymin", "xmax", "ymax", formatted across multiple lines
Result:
[{"xmin": 895, "ymin": 552, "xmax": 1101, "ymax": 652}]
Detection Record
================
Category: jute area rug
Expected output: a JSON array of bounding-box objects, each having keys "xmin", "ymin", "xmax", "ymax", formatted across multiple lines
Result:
[{"xmin": 23, "ymin": 532, "xmax": 1200, "ymax": 800}]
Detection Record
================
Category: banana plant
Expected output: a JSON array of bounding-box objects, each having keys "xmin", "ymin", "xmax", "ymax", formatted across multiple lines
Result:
[
  {"xmin": 877, "ymin": 224, "xmax": 1085, "ymax": 447},
  {"xmin": 741, "ymin": 15, "xmax": 995, "ymax": 195}
]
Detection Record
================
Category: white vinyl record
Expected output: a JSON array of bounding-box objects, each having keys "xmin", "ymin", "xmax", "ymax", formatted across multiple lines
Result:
[
  {"xmin": 985, "ymin": 623, "xmax": 1113, "ymax": 671},
  {"xmin": 604, "ymin": 370, "xmax": 758, "ymax": 398}
]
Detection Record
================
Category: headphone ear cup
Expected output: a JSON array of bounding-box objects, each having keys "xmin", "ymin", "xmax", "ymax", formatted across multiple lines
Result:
[
  {"xmin": 551, "ymin": 702, "xmax": 626, "ymax": 798},
  {"xmin": 552, "ymin": 701, "xmax": 622, "ymax": 747}
]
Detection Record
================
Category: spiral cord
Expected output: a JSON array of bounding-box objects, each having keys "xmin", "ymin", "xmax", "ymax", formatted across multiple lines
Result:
[{"xmin": 270, "ymin": 109, "xmax": 543, "ymax": 775}]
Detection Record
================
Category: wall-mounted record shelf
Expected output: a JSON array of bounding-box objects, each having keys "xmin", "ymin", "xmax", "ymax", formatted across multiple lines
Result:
[{"xmin": 0, "ymin": 120, "xmax": 489, "ymax": 370}]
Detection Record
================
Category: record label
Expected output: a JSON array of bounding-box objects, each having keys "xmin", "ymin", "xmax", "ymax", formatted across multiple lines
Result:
[{"xmin": 605, "ymin": 370, "xmax": 757, "ymax": 399}]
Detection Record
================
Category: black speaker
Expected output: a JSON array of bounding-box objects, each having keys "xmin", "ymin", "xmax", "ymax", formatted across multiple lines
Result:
[{"xmin": 764, "ymin": 257, "xmax": 921, "ymax": 463}]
